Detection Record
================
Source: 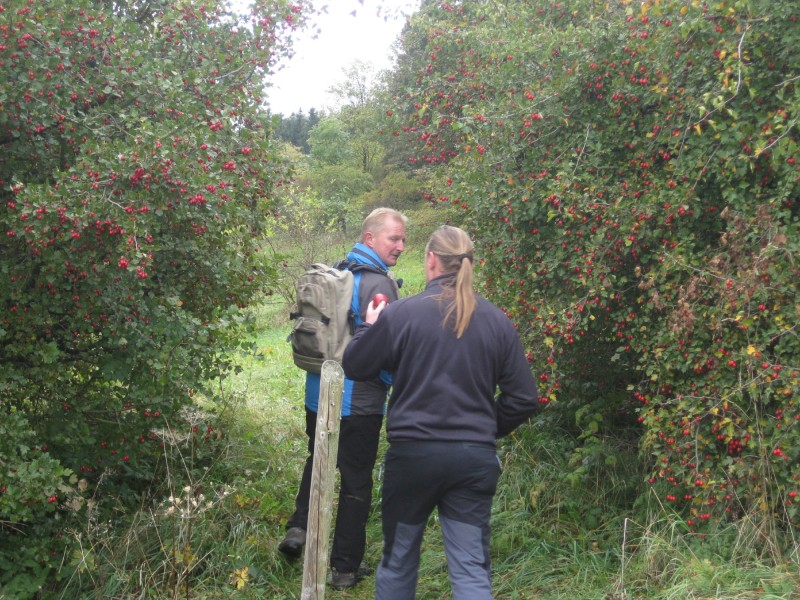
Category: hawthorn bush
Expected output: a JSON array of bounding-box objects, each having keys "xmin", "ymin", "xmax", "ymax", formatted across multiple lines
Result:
[
  {"xmin": 388, "ymin": 0, "xmax": 799, "ymax": 544},
  {"xmin": 0, "ymin": 0, "xmax": 310, "ymax": 592}
]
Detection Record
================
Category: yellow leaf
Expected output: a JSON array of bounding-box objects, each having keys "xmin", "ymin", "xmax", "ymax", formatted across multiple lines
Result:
[
  {"xmin": 544, "ymin": 337, "xmax": 554, "ymax": 348},
  {"xmin": 229, "ymin": 566, "xmax": 249, "ymax": 590},
  {"xmin": 746, "ymin": 345, "xmax": 757, "ymax": 355},
  {"xmin": 694, "ymin": 123, "xmax": 702, "ymax": 135}
]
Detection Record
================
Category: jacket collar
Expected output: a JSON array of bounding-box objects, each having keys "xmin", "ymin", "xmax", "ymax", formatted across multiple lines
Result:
[
  {"xmin": 348, "ymin": 243, "xmax": 389, "ymax": 271},
  {"xmin": 426, "ymin": 273, "xmax": 457, "ymax": 289}
]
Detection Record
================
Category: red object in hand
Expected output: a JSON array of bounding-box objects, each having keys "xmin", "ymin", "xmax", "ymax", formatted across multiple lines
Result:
[{"xmin": 372, "ymin": 293, "xmax": 389, "ymax": 309}]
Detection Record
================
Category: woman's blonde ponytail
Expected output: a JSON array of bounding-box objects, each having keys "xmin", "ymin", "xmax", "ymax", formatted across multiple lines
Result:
[{"xmin": 425, "ymin": 226, "xmax": 477, "ymax": 338}]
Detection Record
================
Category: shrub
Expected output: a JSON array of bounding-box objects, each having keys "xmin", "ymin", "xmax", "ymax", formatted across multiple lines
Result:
[
  {"xmin": 0, "ymin": 0, "xmax": 312, "ymax": 589},
  {"xmin": 387, "ymin": 0, "xmax": 800, "ymax": 542}
]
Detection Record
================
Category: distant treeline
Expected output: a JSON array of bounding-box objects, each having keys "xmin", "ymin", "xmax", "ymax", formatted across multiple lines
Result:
[{"xmin": 273, "ymin": 108, "xmax": 324, "ymax": 153}]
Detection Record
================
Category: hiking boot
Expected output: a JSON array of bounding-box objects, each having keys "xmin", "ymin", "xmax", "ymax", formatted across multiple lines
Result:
[
  {"xmin": 330, "ymin": 562, "xmax": 370, "ymax": 590},
  {"xmin": 356, "ymin": 561, "xmax": 372, "ymax": 578},
  {"xmin": 277, "ymin": 527, "xmax": 306, "ymax": 559},
  {"xmin": 330, "ymin": 568, "xmax": 360, "ymax": 590}
]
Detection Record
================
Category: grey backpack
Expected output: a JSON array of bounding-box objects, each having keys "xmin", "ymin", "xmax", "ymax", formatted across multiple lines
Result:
[{"xmin": 288, "ymin": 262, "xmax": 355, "ymax": 373}]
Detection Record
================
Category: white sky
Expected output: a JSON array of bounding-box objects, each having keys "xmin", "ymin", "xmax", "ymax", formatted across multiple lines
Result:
[{"xmin": 265, "ymin": 1, "xmax": 418, "ymax": 116}]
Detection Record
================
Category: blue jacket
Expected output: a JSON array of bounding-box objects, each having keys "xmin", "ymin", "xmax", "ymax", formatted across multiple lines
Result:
[{"xmin": 304, "ymin": 243, "xmax": 399, "ymax": 416}]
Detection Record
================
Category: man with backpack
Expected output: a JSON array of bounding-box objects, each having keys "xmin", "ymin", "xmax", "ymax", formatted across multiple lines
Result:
[{"xmin": 279, "ymin": 207, "xmax": 408, "ymax": 590}]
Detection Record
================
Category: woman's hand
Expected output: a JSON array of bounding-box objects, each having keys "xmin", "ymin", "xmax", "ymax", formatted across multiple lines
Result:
[{"xmin": 365, "ymin": 297, "xmax": 387, "ymax": 324}]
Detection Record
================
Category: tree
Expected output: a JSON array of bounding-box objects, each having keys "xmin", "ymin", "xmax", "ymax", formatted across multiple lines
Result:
[
  {"xmin": 300, "ymin": 117, "xmax": 370, "ymax": 231},
  {"xmin": 388, "ymin": 0, "xmax": 800, "ymax": 544},
  {"xmin": 308, "ymin": 116, "xmax": 353, "ymax": 165},
  {"xmin": 274, "ymin": 107, "xmax": 323, "ymax": 152},
  {"xmin": 0, "ymin": 0, "xmax": 311, "ymax": 592},
  {"xmin": 330, "ymin": 60, "xmax": 387, "ymax": 175}
]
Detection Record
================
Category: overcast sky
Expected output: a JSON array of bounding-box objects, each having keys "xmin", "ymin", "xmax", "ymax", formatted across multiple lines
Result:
[{"xmin": 265, "ymin": 1, "xmax": 418, "ymax": 116}]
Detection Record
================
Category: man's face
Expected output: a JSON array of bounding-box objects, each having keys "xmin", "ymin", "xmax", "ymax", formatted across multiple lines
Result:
[{"xmin": 366, "ymin": 217, "xmax": 406, "ymax": 267}]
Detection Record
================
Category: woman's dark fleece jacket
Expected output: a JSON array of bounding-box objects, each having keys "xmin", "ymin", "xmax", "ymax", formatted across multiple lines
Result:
[{"xmin": 342, "ymin": 274, "xmax": 540, "ymax": 445}]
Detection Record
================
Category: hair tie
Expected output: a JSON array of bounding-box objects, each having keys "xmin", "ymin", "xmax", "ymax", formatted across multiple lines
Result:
[{"xmin": 456, "ymin": 253, "xmax": 473, "ymax": 263}]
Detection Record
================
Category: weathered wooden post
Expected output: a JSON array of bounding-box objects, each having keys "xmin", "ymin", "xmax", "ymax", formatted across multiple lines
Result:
[{"xmin": 300, "ymin": 360, "xmax": 344, "ymax": 600}]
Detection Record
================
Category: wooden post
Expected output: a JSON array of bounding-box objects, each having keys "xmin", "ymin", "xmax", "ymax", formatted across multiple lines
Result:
[{"xmin": 301, "ymin": 360, "xmax": 344, "ymax": 600}]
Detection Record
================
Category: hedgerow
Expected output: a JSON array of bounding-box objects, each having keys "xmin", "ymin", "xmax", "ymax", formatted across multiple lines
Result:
[
  {"xmin": 0, "ymin": 0, "xmax": 311, "ymax": 594},
  {"xmin": 387, "ymin": 0, "xmax": 799, "ymax": 543}
]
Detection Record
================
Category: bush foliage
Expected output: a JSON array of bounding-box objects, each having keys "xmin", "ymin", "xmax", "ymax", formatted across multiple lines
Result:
[
  {"xmin": 0, "ymin": 0, "xmax": 311, "ymax": 593},
  {"xmin": 387, "ymin": 0, "xmax": 799, "ymax": 541}
]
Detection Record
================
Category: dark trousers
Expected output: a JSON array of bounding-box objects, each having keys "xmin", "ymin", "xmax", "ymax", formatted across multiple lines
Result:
[
  {"xmin": 287, "ymin": 407, "xmax": 383, "ymax": 573},
  {"xmin": 376, "ymin": 441, "xmax": 501, "ymax": 600}
]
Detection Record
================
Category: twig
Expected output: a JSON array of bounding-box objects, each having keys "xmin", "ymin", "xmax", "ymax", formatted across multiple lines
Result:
[
  {"xmin": 572, "ymin": 123, "xmax": 592, "ymax": 176},
  {"xmin": 691, "ymin": 24, "xmax": 749, "ymax": 129},
  {"xmin": 619, "ymin": 517, "xmax": 628, "ymax": 599}
]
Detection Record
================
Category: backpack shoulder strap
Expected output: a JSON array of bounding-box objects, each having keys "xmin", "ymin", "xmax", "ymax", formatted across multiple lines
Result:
[
  {"xmin": 335, "ymin": 253, "xmax": 403, "ymax": 288},
  {"xmin": 333, "ymin": 258, "xmax": 386, "ymax": 276}
]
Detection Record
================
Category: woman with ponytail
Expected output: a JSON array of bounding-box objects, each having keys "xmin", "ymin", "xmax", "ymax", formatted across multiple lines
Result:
[{"xmin": 343, "ymin": 225, "xmax": 540, "ymax": 600}]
